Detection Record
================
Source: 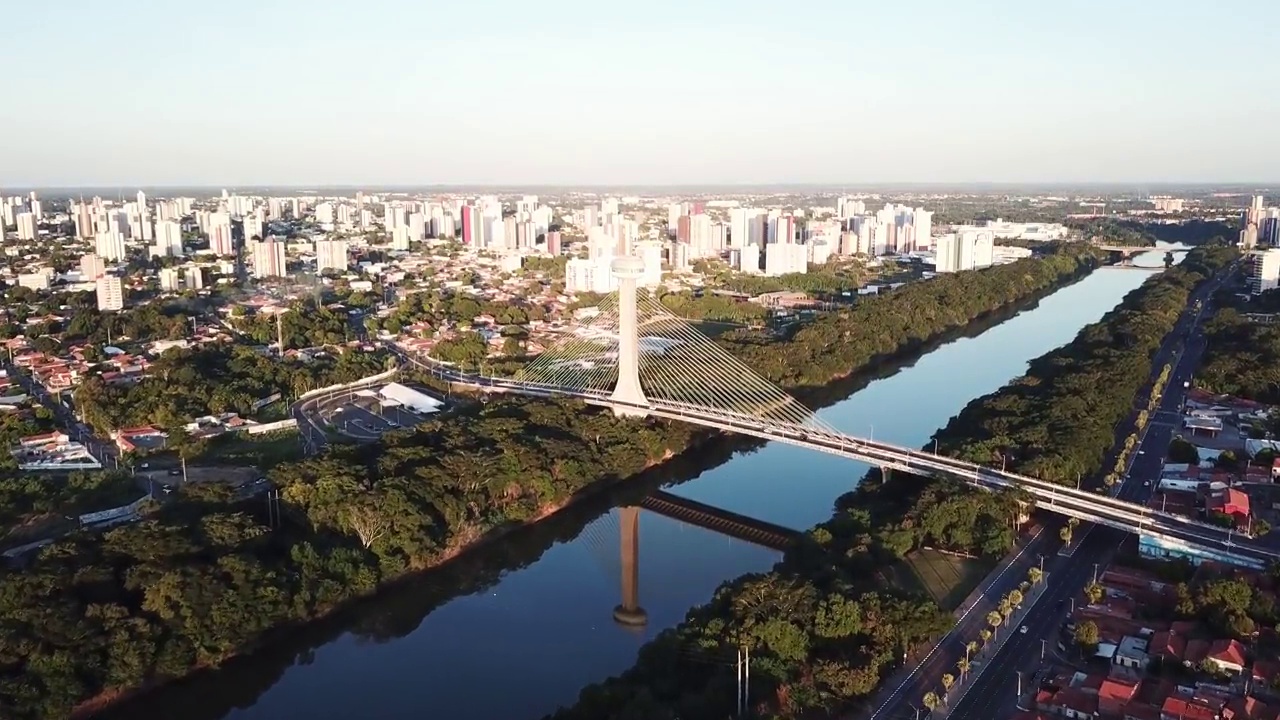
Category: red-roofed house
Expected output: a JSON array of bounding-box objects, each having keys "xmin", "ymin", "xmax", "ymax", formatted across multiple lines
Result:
[
  {"xmin": 1098, "ymin": 675, "xmax": 1141, "ymax": 716},
  {"xmin": 113, "ymin": 426, "xmax": 168, "ymax": 453},
  {"xmin": 1162, "ymin": 695, "xmax": 1221, "ymax": 720},
  {"xmin": 1150, "ymin": 631, "xmax": 1187, "ymax": 664},
  {"xmin": 1205, "ymin": 639, "xmax": 1248, "ymax": 675},
  {"xmin": 1208, "ymin": 489, "xmax": 1251, "ymax": 523}
]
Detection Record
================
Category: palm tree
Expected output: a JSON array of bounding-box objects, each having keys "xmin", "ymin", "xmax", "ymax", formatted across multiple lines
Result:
[
  {"xmin": 1008, "ymin": 588, "xmax": 1024, "ymax": 608},
  {"xmin": 1060, "ymin": 523, "xmax": 1073, "ymax": 545},
  {"xmin": 923, "ymin": 691, "xmax": 941, "ymax": 716},
  {"xmin": 980, "ymin": 628, "xmax": 992, "ymax": 648},
  {"xmin": 987, "ymin": 610, "xmax": 1003, "ymax": 639},
  {"xmin": 957, "ymin": 656, "xmax": 972, "ymax": 684},
  {"xmin": 941, "ymin": 673, "xmax": 956, "ymax": 700},
  {"xmin": 1028, "ymin": 566, "xmax": 1043, "ymax": 585},
  {"xmin": 965, "ymin": 640, "xmax": 979, "ymax": 661}
]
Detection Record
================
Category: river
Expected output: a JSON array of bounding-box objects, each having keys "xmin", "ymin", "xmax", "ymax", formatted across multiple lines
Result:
[{"xmin": 104, "ymin": 250, "xmax": 1178, "ymax": 720}]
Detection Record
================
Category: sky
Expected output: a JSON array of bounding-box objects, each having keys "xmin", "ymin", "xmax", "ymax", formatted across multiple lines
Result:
[{"xmin": 3, "ymin": 0, "xmax": 1278, "ymax": 187}]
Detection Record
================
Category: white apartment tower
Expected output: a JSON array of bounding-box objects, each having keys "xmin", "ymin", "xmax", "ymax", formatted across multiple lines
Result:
[
  {"xmin": 208, "ymin": 212, "xmax": 234, "ymax": 256},
  {"xmin": 80, "ymin": 253, "xmax": 105, "ymax": 280},
  {"xmin": 96, "ymin": 275, "xmax": 125, "ymax": 311},
  {"xmin": 152, "ymin": 220, "xmax": 183, "ymax": 257},
  {"xmin": 315, "ymin": 239, "xmax": 350, "ymax": 272},
  {"xmin": 95, "ymin": 231, "xmax": 126, "ymax": 262},
  {"xmin": 159, "ymin": 268, "xmax": 182, "ymax": 292},
  {"xmin": 16, "ymin": 213, "xmax": 37, "ymax": 241},
  {"xmin": 251, "ymin": 239, "xmax": 287, "ymax": 278}
]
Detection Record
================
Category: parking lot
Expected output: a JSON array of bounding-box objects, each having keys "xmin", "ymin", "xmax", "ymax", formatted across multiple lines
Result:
[{"xmin": 317, "ymin": 389, "xmax": 438, "ymax": 441}]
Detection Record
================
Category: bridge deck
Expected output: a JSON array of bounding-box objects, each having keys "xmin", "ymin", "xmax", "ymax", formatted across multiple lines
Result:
[{"xmin": 641, "ymin": 491, "xmax": 800, "ymax": 551}]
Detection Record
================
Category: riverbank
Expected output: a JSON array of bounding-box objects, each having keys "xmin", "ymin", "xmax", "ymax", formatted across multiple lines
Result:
[
  {"xmin": 89, "ymin": 272, "xmax": 1087, "ymax": 720},
  {"xmin": 0, "ymin": 250, "xmax": 1098, "ymax": 720},
  {"xmin": 544, "ymin": 245, "xmax": 1235, "ymax": 720}
]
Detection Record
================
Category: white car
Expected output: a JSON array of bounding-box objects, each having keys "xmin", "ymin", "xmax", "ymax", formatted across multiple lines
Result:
[{"xmin": 1019, "ymin": 625, "xmax": 1028, "ymax": 634}]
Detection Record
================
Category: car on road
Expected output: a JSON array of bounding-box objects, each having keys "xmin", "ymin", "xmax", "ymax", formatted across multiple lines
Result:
[
  {"xmin": 1019, "ymin": 625, "xmax": 1028, "ymax": 634},
  {"xmin": 169, "ymin": 469, "xmax": 182, "ymax": 476}
]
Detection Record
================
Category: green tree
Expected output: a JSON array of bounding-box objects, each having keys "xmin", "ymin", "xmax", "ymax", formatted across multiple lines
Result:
[{"xmin": 1074, "ymin": 620, "xmax": 1100, "ymax": 650}]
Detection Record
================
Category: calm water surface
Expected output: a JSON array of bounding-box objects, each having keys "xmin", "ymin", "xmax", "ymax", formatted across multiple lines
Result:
[{"xmin": 125, "ymin": 252, "xmax": 1178, "ymax": 720}]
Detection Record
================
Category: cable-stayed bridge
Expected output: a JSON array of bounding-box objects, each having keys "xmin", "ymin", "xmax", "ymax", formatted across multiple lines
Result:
[{"xmin": 397, "ymin": 256, "xmax": 1277, "ymax": 570}]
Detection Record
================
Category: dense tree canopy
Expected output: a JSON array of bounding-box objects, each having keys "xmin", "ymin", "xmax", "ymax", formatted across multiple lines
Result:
[
  {"xmin": 931, "ymin": 246, "xmax": 1237, "ymax": 485},
  {"xmin": 545, "ymin": 246, "xmax": 1235, "ymax": 719},
  {"xmin": 0, "ymin": 246, "xmax": 1112, "ymax": 719},
  {"xmin": 75, "ymin": 345, "xmax": 391, "ymax": 433}
]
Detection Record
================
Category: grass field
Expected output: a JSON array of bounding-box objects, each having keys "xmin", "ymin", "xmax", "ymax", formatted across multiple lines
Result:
[
  {"xmin": 885, "ymin": 548, "xmax": 995, "ymax": 611},
  {"xmin": 192, "ymin": 430, "xmax": 304, "ymax": 467}
]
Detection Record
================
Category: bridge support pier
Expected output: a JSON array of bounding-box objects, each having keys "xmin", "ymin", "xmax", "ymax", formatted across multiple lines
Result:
[
  {"xmin": 609, "ymin": 256, "xmax": 650, "ymax": 419},
  {"xmin": 613, "ymin": 505, "xmax": 648, "ymax": 627},
  {"xmin": 880, "ymin": 466, "xmax": 893, "ymax": 484}
]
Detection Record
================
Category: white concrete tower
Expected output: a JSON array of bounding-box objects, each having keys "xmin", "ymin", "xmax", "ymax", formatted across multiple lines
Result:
[{"xmin": 610, "ymin": 255, "xmax": 649, "ymax": 416}]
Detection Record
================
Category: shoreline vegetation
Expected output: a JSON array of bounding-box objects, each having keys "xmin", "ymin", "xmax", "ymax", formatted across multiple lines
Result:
[
  {"xmin": 544, "ymin": 245, "xmax": 1236, "ymax": 720},
  {"xmin": 1, "ymin": 249, "xmax": 1098, "ymax": 720}
]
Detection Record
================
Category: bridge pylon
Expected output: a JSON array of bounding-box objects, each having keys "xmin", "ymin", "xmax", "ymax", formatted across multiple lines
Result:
[
  {"xmin": 608, "ymin": 256, "xmax": 650, "ymax": 418},
  {"xmin": 613, "ymin": 505, "xmax": 647, "ymax": 627}
]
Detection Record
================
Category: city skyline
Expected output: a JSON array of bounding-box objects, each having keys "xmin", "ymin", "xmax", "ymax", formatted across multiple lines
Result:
[{"xmin": 6, "ymin": 0, "xmax": 1279, "ymax": 187}]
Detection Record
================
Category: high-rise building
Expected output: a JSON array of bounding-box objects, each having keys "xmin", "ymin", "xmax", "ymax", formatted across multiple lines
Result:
[
  {"xmin": 316, "ymin": 239, "xmax": 350, "ymax": 272},
  {"xmin": 764, "ymin": 243, "xmax": 807, "ymax": 276},
  {"xmin": 153, "ymin": 220, "xmax": 183, "ymax": 257},
  {"xmin": 391, "ymin": 226, "xmax": 411, "ymax": 251},
  {"xmin": 185, "ymin": 267, "xmax": 205, "ymax": 290},
  {"xmin": 934, "ymin": 230, "xmax": 995, "ymax": 273},
  {"xmin": 545, "ymin": 231, "xmax": 562, "ymax": 255},
  {"xmin": 243, "ymin": 212, "xmax": 264, "ymax": 241},
  {"xmin": 1249, "ymin": 249, "xmax": 1280, "ymax": 294},
  {"xmin": 96, "ymin": 275, "xmax": 125, "ymax": 311},
  {"xmin": 460, "ymin": 205, "xmax": 482, "ymax": 245},
  {"xmin": 80, "ymin": 253, "xmax": 105, "ymax": 280},
  {"xmin": 408, "ymin": 212, "xmax": 426, "ymax": 241},
  {"xmin": 76, "ymin": 203, "xmax": 95, "ymax": 238},
  {"xmin": 95, "ymin": 231, "xmax": 126, "ymax": 262},
  {"xmin": 16, "ymin": 212, "xmax": 37, "ymax": 241},
  {"xmin": 251, "ymin": 238, "xmax": 287, "ymax": 278},
  {"xmin": 208, "ymin": 212, "xmax": 234, "ymax": 255},
  {"xmin": 159, "ymin": 268, "xmax": 182, "ymax": 292}
]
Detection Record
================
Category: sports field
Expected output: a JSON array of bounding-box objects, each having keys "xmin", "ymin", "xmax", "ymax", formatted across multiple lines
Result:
[{"xmin": 886, "ymin": 548, "xmax": 994, "ymax": 611}]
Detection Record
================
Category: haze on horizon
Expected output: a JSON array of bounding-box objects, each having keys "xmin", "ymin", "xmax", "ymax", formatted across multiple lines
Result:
[{"xmin": 4, "ymin": 0, "xmax": 1278, "ymax": 188}]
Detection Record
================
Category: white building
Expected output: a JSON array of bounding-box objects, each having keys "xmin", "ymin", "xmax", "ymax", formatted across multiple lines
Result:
[
  {"xmin": 737, "ymin": 244, "xmax": 761, "ymax": 273},
  {"xmin": 96, "ymin": 275, "xmax": 124, "ymax": 311},
  {"xmin": 185, "ymin": 267, "xmax": 205, "ymax": 290},
  {"xmin": 316, "ymin": 239, "xmax": 350, "ymax": 272},
  {"xmin": 95, "ymin": 231, "xmax": 126, "ymax": 262},
  {"xmin": 636, "ymin": 241, "xmax": 664, "ymax": 288},
  {"xmin": 18, "ymin": 268, "xmax": 54, "ymax": 291},
  {"xmin": 208, "ymin": 212, "xmax": 234, "ymax": 256},
  {"xmin": 934, "ymin": 230, "xmax": 995, "ymax": 273},
  {"xmin": 80, "ymin": 253, "xmax": 105, "ymax": 280},
  {"xmin": 243, "ymin": 212, "xmax": 264, "ymax": 241},
  {"xmin": 1249, "ymin": 249, "xmax": 1280, "ymax": 294},
  {"xmin": 151, "ymin": 220, "xmax": 183, "ymax": 257},
  {"xmin": 16, "ymin": 212, "xmax": 37, "ymax": 241},
  {"xmin": 764, "ymin": 243, "xmax": 807, "ymax": 276},
  {"xmin": 251, "ymin": 238, "xmax": 287, "ymax": 278},
  {"xmin": 158, "ymin": 268, "xmax": 182, "ymax": 292},
  {"xmin": 565, "ymin": 257, "xmax": 619, "ymax": 294}
]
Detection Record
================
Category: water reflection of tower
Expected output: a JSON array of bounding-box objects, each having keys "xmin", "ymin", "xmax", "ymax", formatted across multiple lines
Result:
[{"xmin": 613, "ymin": 506, "xmax": 647, "ymax": 627}]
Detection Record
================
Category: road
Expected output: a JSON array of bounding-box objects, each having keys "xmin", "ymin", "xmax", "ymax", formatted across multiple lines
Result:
[
  {"xmin": 945, "ymin": 261, "xmax": 1234, "ymax": 720},
  {"xmin": 3, "ymin": 363, "xmax": 118, "ymax": 465}
]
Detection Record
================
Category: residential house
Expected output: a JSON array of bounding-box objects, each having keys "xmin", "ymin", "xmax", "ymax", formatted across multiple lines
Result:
[{"xmin": 1205, "ymin": 639, "xmax": 1248, "ymax": 676}]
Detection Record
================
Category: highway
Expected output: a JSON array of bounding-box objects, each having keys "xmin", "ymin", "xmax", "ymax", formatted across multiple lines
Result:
[{"xmin": 946, "ymin": 261, "xmax": 1234, "ymax": 720}]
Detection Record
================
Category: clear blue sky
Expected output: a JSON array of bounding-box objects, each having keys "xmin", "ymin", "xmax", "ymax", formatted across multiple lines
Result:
[{"xmin": 5, "ymin": 0, "xmax": 1277, "ymax": 186}]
